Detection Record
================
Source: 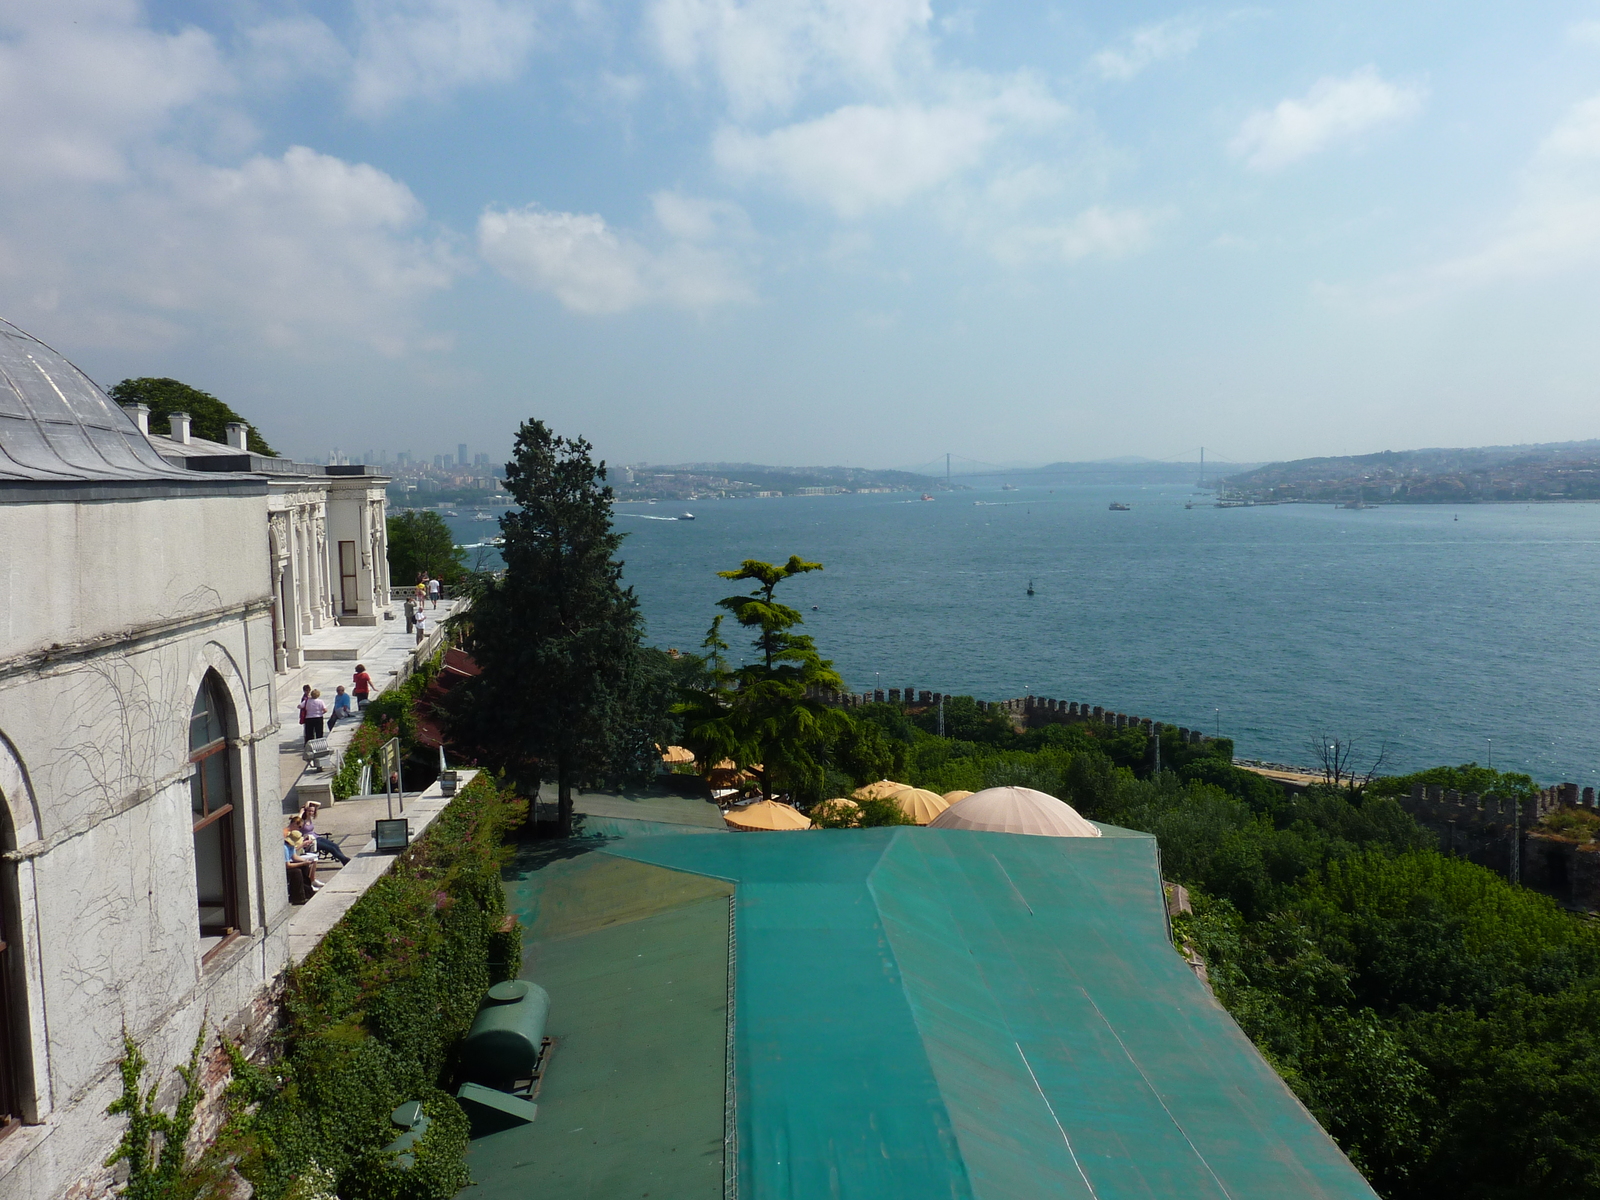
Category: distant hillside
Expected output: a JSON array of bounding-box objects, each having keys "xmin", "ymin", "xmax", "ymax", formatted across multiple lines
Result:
[
  {"xmin": 616, "ymin": 462, "xmax": 950, "ymax": 500},
  {"xmin": 943, "ymin": 459, "xmax": 1262, "ymax": 486},
  {"xmin": 1223, "ymin": 440, "xmax": 1600, "ymax": 502}
]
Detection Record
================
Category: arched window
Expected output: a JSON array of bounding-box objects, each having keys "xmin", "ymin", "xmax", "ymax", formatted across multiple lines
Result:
[{"xmin": 190, "ymin": 674, "xmax": 240, "ymax": 961}]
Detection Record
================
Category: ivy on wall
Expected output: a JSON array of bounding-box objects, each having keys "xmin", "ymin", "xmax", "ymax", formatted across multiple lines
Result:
[{"xmin": 216, "ymin": 772, "xmax": 525, "ymax": 1200}]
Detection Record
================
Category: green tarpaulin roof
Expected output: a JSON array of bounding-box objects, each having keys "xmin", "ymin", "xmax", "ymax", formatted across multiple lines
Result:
[{"xmin": 607, "ymin": 826, "xmax": 1379, "ymax": 1200}]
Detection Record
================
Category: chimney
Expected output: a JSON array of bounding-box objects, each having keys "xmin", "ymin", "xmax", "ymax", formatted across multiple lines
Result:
[
  {"xmin": 224, "ymin": 422, "xmax": 248, "ymax": 450},
  {"xmin": 169, "ymin": 412, "xmax": 191, "ymax": 444},
  {"xmin": 121, "ymin": 403, "xmax": 150, "ymax": 434}
]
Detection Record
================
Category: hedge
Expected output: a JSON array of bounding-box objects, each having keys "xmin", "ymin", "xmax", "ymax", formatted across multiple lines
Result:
[
  {"xmin": 221, "ymin": 771, "xmax": 525, "ymax": 1200},
  {"xmin": 331, "ymin": 654, "xmax": 442, "ymax": 801}
]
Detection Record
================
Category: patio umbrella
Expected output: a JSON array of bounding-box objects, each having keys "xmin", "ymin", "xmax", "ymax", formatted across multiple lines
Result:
[
  {"xmin": 889, "ymin": 788, "xmax": 949, "ymax": 826},
  {"xmin": 724, "ymin": 801, "xmax": 813, "ymax": 831},
  {"xmin": 927, "ymin": 786, "xmax": 1101, "ymax": 838},
  {"xmin": 852, "ymin": 779, "xmax": 910, "ymax": 801},
  {"xmin": 659, "ymin": 745, "xmax": 695, "ymax": 765},
  {"xmin": 941, "ymin": 790, "xmax": 975, "ymax": 803}
]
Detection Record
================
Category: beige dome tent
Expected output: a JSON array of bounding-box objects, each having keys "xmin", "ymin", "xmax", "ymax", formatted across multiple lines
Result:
[
  {"xmin": 927, "ymin": 786, "xmax": 1101, "ymax": 838},
  {"xmin": 941, "ymin": 790, "xmax": 975, "ymax": 804},
  {"xmin": 888, "ymin": 787, "xmax": 950, "ymax": 826},
  {"xmin": 853, "ymin": 779, "xmax": 910, "ymax": 802},
  {"xmin": 724, "ymin": 801, "xmax": 813, "ymax": 831}
]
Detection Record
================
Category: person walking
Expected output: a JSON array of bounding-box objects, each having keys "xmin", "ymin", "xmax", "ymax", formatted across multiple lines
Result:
[
  {"xmin": 427, "ymin": 575, "xmax": 441, "ymax": 610},
  {"xmin": 403, "ymin": 596, "xmax": 416, "ymax": 633},
  {"xmin": 352, "ymin": 663, "xmax": 372, "ymax": 712},
  {"xmin": 303, "ymin": 689, "xmax": 327, "ymax": 742},
  {"xmin": 414, "ymin": 608, "xmax": 429, "ymax": 645},
  {"xmin": 297, "ymin": 684, "xmax": 312, "ymax": 743}
]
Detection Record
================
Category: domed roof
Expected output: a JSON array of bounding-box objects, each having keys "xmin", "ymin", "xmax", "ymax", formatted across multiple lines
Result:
[
  {"xmin": 927, "ymin": 786, "xmax": 1102, "ymax": 838},
  {"xmin": 0, "ymin": 317, "xmax": 194, "ymax": 482}
]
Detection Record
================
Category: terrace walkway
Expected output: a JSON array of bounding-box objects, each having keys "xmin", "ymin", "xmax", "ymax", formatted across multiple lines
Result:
[{"xmin": 271, "ymin": 596, "xmax": 465, "ymax": 962}]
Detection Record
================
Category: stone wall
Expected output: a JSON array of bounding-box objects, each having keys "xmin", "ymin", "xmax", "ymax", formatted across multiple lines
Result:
[
  {"xmin": 1399, "ymin": 783, "xmax": 1600, "ymax": 910},
  {"xmin": 802, "ymin": 686, "xmax": 1213, "ymax": 745}
]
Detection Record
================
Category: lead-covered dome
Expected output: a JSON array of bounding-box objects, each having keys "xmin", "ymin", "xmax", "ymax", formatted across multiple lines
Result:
[
  {"xmin": 927, "ymin": 786, "xmax": 1102, "ymax": 838},
  {"xmin": 0, "ymin": 317, "xmax": 193, "ymax": 481}
]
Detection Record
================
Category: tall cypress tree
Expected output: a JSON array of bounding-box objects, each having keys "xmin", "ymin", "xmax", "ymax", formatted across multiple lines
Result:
[{"xmin": 457, "ymin": 420, "xmax": 644, "ymax": 835}]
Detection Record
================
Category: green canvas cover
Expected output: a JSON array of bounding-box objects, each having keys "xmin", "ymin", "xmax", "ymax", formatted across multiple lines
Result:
[{"xmin": 602, "ymin": 826, "xmax": 1380, "ymax": 1200}]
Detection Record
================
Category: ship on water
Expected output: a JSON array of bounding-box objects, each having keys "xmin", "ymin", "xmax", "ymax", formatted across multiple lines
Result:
[{"xmin": 1109, "ymin": 501, "xmax": 1130, "ymax": 511}]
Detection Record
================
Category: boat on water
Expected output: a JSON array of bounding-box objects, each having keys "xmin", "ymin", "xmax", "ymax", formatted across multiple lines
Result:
[
  {"xmin": 471, "ymin": 511, "xmax": 493, "ymax": 521},
  {"xmin": 1109, "ymin": 502, "xmax": 1130, "ymax": 511},
  {"xmin": 1026, "ymin": 579, "xmax": 1035, "ymax": 596},
  {"xmin": 485, "ymin": 536, "xmax": 505, "ymax": 547},
  {"xmin": 680, "ymin": 512, "xmax": 695, "ymax": 520},
  {"xmin": 1001, "ymin": 483, "xmax": 1018, "ymax": 491},
  {"xmin": 920, "ymin": 494, "xmax": 935, "ymax": 502}
]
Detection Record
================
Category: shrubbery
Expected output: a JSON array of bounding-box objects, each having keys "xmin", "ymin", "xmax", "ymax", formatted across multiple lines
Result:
[
  {"xmin": 221, "ymin": 772, "xmax": 525, "ymax": 1200},
  {"xmin": 847, "ymin": 697, "xmax": 1600, "ymax": 1197}
]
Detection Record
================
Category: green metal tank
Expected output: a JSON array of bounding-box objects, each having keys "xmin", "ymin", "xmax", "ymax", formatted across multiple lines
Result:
[{"xmin": 459, "ymin": 979, "xmax": 550, "ymax": 1083}]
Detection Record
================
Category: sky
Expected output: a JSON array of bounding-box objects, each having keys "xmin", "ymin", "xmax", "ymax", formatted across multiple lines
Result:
[{"xmin": 4, "ymin": 1, "xmax": 1600, "ymax": 469}]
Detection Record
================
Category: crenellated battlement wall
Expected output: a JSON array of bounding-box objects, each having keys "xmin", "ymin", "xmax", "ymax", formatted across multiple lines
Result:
[{"xmin": 802, "ymin": 686, "xmax": 1215, "ymax": 745}]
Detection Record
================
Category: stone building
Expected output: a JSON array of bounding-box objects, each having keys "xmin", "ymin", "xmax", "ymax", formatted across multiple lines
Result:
[
  {"xmin": 124, "ymin": 409, "xmax": 393, "ymax": 673},
  {"xmin": 0, "ymin": 319, "xmax": 296, "ymax": 1199}
]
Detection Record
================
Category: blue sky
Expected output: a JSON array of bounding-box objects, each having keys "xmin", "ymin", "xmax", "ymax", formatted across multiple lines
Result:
[{"xmin": 3, "ymin": 1, "xmax": 1600, "ymax": 469}]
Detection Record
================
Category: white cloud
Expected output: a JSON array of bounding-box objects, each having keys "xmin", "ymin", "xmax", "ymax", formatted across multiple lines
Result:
[
  {"xmin": 348, "ymin": 0, "xmax": 540, "ymax": 117},
  {"xmin": 243, "ymin": 15, "xmax": 352, "ymax": 86},
  {"xmin": 1568, "ymin": 19, "xmax": 1600, "ymax": 47},
  {"xmin": 648, "ymin": 0, "xmax": 931, "ymax": 118},
  {"xmin": 651, "ymin": 191, "xmax": 751, "ymax": 241},
  {"xmin": 1422, "ymin": 95, "xmax": 1600, "ymax": 287},
  {"xmin": 714, "ymin": 80, "xmax": 1065, "ymax": 216},
  {"xmin": 478, "ymin": 204, "xmax": 753, "ymax": 313},
  {"xmin": 1230, "ymin": 68, "xmax": 1425, "ymax": 172},
  {"xmin": 993, "ymin": 206, "xmax": 1161, "ymax": 265},
  {"xmin": 1092, "ymin": 17, "xmax": 1202, "ymax": 82},
  {"xmin": 0, "ymin": 1, "xmax": 228, "ymax": 186},
  {"xmin": 0, "ymin": 147, "xmax": 460, "ymax": 354},
  {"xmin": 1331, "ymin": 93, "xmax": 1600, "ymax": 309}
]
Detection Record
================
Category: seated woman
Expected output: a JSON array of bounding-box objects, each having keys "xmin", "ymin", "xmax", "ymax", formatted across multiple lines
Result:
[
  {"xmin": 284, "ymin": 828, "xmax": 322, "ymax": 891},
  {"xmin": 296, "ymin": 801, "xmax": 349, "ymax": 865},
  {"xmin": 328, "ymin": 685, "xmax": 354, "ymax": 730}
]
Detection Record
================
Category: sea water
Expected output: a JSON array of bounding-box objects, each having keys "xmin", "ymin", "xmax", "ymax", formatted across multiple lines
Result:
[{"xmin": 444, "ymin": 486, "xmax": 1600, "ymax": 785}]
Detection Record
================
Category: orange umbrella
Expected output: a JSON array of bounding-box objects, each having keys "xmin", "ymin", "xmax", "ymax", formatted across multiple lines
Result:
[
  {"xmin": 724, "ymin": 801, "xmax": 813, "ymax": 831},
  {"xmin": 852, "ymin": 779, "xmax": 910, "ymax": 802},
  {"xmin": 889, "ymin": 787, "xmax": 949, "ymax": 825},
  {"xmin": 659, "ymin": 745, "xmax": 696, "ymax": 765},
  {"xmin": 941, "ymin": 790, "xmax": 975, "ymax": 803}
]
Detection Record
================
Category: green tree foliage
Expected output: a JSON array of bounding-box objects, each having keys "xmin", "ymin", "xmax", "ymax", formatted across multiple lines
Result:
[
  {"xmin": 452, "ymin": 420, "xmax": 655, "ymax": 834},
  {"xmin": 841, "ymin": 696, "xmax": 1600, "ymax": 1195},
  {"xmin": 1365, "ymin": 761, "xmax": 1540, "ymax": 801},
  {"xmin": 108, "ymin": 377, "xmax": 276, "ymax": 455},
  {"xmin": 224, "ymin": 774, "xmax": 523, "ymax": 1200},
  {"xmin": 387, "ymin": 511, "xmax": 468, "ymax": 587},
  {"xmin": 676, "ymin": 557, "xmax": 886, "ymax": 802}
]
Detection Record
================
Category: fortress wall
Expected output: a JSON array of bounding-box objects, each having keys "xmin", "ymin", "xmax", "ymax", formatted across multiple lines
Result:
[{"xmin": 801, "ymin": 686, "xmax": 1212, "ymax": 744}]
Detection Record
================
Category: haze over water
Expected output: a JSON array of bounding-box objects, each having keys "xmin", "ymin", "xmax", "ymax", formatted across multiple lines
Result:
[{"xmin": 450, "ymin": 486, "xmax": 1600, "ymax": 786}]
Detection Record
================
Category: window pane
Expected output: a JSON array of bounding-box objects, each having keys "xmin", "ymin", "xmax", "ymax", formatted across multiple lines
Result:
[
  {"xmin": 194, "ymin": 816, "xmax": 233, "ymax": 937},
  {"xmin": 189, "ymin": 682, "xmax": 223, "ymax": 751}
]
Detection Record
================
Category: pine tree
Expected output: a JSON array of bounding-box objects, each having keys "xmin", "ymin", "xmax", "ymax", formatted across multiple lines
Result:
[
  {"xmin": 678, "ymin": 557, "xmax": 883, "ymax": 802},
  {"xmin": 456, "ymin": 420, "xmax": 646, "ymax": 835}
]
